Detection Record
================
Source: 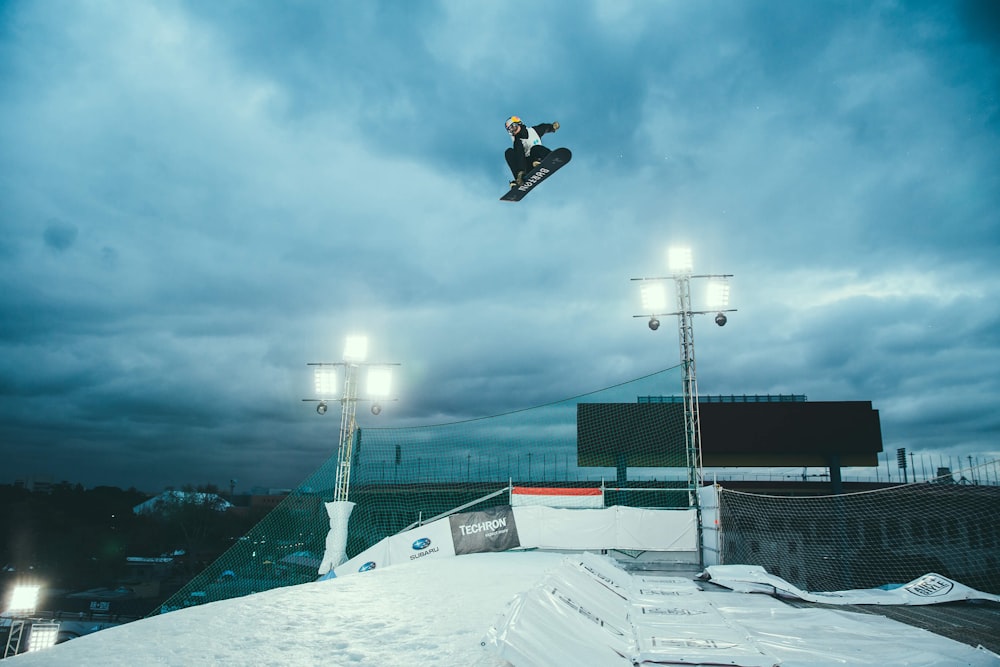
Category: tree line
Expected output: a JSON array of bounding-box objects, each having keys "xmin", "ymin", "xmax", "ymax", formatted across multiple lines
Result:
[{"xmin": 0, "ymin": 482, "xmax": 263, "ymax": 608}]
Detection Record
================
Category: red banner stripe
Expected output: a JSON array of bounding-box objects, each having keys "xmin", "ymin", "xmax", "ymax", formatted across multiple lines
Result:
[{"xmin": 511, "ymin": 487, "xmax": 602, "ymax": 496}]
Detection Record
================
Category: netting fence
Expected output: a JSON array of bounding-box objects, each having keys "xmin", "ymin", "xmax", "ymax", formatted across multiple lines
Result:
[
  {"xmin": 717, "ymin": 461, "xmax": 1000, "ymax": 594},
  {"xmin": 155, "ymin": 364, "xmax": 1000, "ymax": 614},
  {"xmin": 156, "ymin": 367, "xmax": 688, "ymax": 614}
]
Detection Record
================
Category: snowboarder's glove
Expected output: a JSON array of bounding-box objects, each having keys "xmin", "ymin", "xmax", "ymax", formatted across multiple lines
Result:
[{"xmin": 552, "ymin": 121, "xmax": 560, "ymax": 131}]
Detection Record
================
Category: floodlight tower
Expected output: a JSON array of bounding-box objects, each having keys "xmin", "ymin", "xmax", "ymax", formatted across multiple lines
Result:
[
  {"xmin": 306, "ymin": 335, "xmax": 398, "ymax": 503},
  {"xmin": 632, "ymin": 247, "xmax": 735, "ymax": 507},
  {"xmin": 305, "ymin": 335, "xmax": 399, "ymax": 574},
  {"xmin": 4, "ymin": 584, "xmax": 56, "ymax": 657}
]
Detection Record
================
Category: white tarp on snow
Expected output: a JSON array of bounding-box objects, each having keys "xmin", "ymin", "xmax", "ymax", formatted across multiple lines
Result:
[
  {"xmin": 483, "ymin": 553, "xmax": 1000, "ymax": 667},
  {"xmin": 700, "ymin": 564, "xmax": 1000, "ymax": 605}
]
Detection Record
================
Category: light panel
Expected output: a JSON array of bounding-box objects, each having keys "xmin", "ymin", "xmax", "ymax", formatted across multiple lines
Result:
[
  {"xmin": 366, "ymin": 366, "xmax": 392, "ymax": 398},
  {"xmin": 8, "ymin": 585, "xmax": 40, "ymax": 614},
  {"xmin": 706, "ymin": 280, "xmax": 730, "ymax": 309},
  {"xmin": 640, "ymin": 282, "xmax": 668, "ymax": 312},
  {"xmin": 343, "ymin": 335, "xmax": 368, "ymax": 362},
  {"xmin": 314, "ymin": 367, "xmax": 339, "ymax": 398},
  {"xmin": 27, "ymin": 622, "xmax": 60, "ymax": 652},
  {"xmin": 668, "ymin": 247, "xmax": 693, "ymax": 274}
]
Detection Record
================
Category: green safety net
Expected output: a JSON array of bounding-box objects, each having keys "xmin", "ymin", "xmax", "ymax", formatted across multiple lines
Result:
[{"xmin": 156, "ymin": 366, "xmax": 687, "ymax": 614}]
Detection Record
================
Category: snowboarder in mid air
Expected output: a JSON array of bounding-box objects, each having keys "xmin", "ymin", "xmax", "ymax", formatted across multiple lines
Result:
[{"xmin": 505, "ymin": 115, "xmax": 560, "ymax": 188}]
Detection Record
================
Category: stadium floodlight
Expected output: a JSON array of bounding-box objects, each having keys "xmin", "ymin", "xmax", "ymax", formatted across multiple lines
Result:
[
  {"xmin": 7, "ymin": 584, "xmax": 40, "ymax": 615},
  {"xmin": 640, "ymin": 282, "xmax": 668, "ymax": 330},
  {"xmin": 668, "ymin": 247, "xmax": 693, "ymax": 275},
  {"xmin": 314, "ymin": 366, "xmax": 339, "ymax": 398},
  {"xmin": 367, "ymin": 366, "xmax": 393, "ymax": 416},
  {"xmin": 4, "ymin": 583, "xmax": 46, "ymax": 658},
  {"xmin": 343, "ymin": 335, "xmax": 368, "ymax": 362},
  {"xmin": 26, "ymin": 622, "xmax": 59, "ymax": 652},
  {"xmin": 706, "ymin": 279, "xmax": 730, "ymax": 310},
  {"xmin": 640, "ymin": 282, "xmax": 669, "ymax": 312},
  {"xmin": 366, "ymin": 366, "xmax": 392, "ymax": 398}
]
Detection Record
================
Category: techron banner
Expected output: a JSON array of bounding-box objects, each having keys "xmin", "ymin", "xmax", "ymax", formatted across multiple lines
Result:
[{"xmin": 449, "ymin": 505, "xmax": 520, "ymax": 555}]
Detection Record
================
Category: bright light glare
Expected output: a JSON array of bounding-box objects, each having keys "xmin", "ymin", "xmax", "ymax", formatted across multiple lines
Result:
[
  {"xmin": 314, "ymin": 367, "xmax": 339, "ymax": 398},
  {"xmin": 366, "ymin": 366, "xmax": 392, "ymax": 398},
  {"xmin": 640, "ymin": 282, "xmax": 668, "ymax": 312},
  {"xmin": 8, "ymin": 585, "xmax": 40, "ymax": 614},
  {"xmin": 343, "ymin": 335, "xmax": 368, "ymax": 362},
  {"xmin": 706, "ymin": 280, "xmax": 730, "ymax": 309},
  {"xmin": 27, "ymin": 622, "xmax": 60, "ymax": 651},
  {"xmin": 668, "ymin": 247, "xmax": 693, "ymax": 274}
]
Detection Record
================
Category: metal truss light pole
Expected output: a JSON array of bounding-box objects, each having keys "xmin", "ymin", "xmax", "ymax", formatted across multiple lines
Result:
[
  {"xmin": 305, "ymin": 335, "xmax": 400, "ymax": 573},
  {"xmin": 327, "ymin": 359, "xmax": 362, "ymax": 503},
  {"xmin": 305, "ymin": 335, "xmax": 399, "ymax": 504},
  {"xmin": 632, "ymin": 247, "xmax": 735, "ymax": 508}
]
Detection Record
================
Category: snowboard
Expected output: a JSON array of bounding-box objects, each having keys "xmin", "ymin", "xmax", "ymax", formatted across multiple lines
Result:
[{"xmin": 500, "ymin": 147, "xmax": 572, "ymax": 202}]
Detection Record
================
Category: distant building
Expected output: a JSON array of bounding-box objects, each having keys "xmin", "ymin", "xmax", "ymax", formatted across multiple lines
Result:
[
  {"xmin": 132, "ymin": 491, "xmax": 233, "ymax": 515},
  {"xmin": 250, "ymin": 487, "xmax": 294, "ymax": 496},
  {"xmin": 13, "ymin": 476, "xmax": 54, "ymax": 493},
  {"xmin": 248, "ymin": 493, "xmax": 291, "ymax": 512}
]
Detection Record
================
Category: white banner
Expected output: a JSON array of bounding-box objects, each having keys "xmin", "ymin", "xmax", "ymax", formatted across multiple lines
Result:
[
  {"xmin": 513, "ymin": 506, "xmax": 697, "ymax": 551},
  {"xmin": 386, "ymin": 517, "xmax": 456, "ymax": 564},
  {"xmin": 512, "ymin": 506, "xmax": 617, "ymax": 549},
  {"xmin": 334, "ymin": 537, "xmax": 390, "ymax": 576},
  {"xmin": 331, "ymin": 506, "xmax": 698, "ymax": 579},
  {"xmin": 616, "ymin": 506, "xmax": 696, "ymax": 551}
]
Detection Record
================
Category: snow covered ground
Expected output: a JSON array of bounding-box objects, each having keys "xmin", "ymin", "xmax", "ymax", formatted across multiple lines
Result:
[
  {"xmin": 9, "ymin": 552, "xmax": 565, "ymax": 666},
  {"xmin": 7, "ymin": 551, "xmax": 999, "ymax": 666}
]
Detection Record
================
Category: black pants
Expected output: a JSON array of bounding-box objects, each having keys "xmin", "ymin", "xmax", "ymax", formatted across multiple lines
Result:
[{"xmin": 505, "ymin": 145, "xmax": 552, "ymax": 178}]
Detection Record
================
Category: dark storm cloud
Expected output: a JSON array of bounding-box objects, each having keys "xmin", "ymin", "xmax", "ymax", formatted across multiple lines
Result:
[
  {"xmin": 43, "ymin": 221, "xmax": 78, "ymax": 251},
  {"xmin": 0, "ymin": 0, "xmax": 996, "ymax": 491}
]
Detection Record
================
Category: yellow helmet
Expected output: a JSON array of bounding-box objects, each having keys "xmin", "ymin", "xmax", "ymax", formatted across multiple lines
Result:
[{"xmin": 505, "ymin": 115, "xmax": 523, "ymax": 133}]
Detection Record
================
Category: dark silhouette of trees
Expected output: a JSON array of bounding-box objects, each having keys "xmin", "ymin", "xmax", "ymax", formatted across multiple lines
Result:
[{"xmin": 0, "ymin": 483, "xmax": 260, "ymax": 606}]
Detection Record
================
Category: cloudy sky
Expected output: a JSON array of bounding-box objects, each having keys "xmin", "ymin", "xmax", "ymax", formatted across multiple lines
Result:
[{"xmin": 1, "ymin": 0, "xmax": 998, "ymax": 493}]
